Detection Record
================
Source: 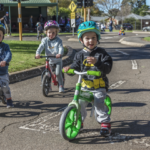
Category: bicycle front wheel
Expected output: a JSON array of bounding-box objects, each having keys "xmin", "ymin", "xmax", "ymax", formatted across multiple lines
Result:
[
  {"xmin": 42, "ymin": 74, "xmax": 51, "ymax": 97},
  {"xmin": 59, "ymin": 106, "xmax": 81, "ymax": 141}
]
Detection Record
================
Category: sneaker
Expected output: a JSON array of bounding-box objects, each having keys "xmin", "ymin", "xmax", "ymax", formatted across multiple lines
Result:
[
  {"xmin": 7, "ymin": 100, "xmax": 14, "ymax": 108},
  {"xmin": 80, "ymin": 122, "xmax": 83, "ymax": 131},
  {"xmin": 100, "ymin": 123, "xmax": 111, "ymax": 137},
  {"xmin": 59, "ymin": 85, "xmax": 64, "ymax": 93}
]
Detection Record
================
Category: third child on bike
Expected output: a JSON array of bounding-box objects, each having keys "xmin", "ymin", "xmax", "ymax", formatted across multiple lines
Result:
[
  {"xmin": 35, "ymin": 20, "xmax": 64, "ymax": 93},
  {"xmin": 64, "ymin": 21, "xmax": 113, "ymax": 136}
]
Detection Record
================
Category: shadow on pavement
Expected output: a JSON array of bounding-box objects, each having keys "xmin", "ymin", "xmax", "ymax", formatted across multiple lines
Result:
[{"xmin": 71, "ymin": 120, "xmax": 150, "ymax": 144}]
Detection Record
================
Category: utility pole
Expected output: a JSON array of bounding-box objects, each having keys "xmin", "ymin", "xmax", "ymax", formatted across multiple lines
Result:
[
  {"xmin": 83, "ymin": 0, "xmax": 86, "ymax": 22},
  {"xmin": 77, "ymin": 0, "xmax": 93, "ymax": 22},
  {"xmin": 88, "ymin": 8, "xmax": 90, "ymax": 21},
  {"xmin": 10, "ymin": 0, "xmax": 28, "ymax": 41},
  {"xmin": 18, "ymin": 0, "xmax": 22, "ymax": 41}
]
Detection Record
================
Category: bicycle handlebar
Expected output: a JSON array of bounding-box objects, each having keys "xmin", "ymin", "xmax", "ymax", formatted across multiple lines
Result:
[
  {"xmin": 35, "ymin": 55, "xmax": 62, "ymax": 59},
  {"xmin": 62, "ymin": 69, "xmax": 101, "ymax": 76},
  {"xmin": 0, "ymin": 62, "xmax": 9, "ymax": 66}
]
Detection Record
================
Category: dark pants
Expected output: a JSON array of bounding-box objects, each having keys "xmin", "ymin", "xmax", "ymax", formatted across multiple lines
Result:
[{"xmin": 109, "ymin": 26, "xmax": 113, "ymax": 32}]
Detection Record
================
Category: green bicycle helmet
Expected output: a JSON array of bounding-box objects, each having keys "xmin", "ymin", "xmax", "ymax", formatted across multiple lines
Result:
[{"xmin": 77, "ymin": 21, "xmax": 100, "ymax": 42}]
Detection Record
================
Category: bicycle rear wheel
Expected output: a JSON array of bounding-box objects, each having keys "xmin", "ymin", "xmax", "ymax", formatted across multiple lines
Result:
[
  {"xmin": 42, "ymin": 74, "xmax": 51, "ymax": 97},
  {"xmin": 59, "ymin": 106, "xmax": 81, "ymax": 141}
]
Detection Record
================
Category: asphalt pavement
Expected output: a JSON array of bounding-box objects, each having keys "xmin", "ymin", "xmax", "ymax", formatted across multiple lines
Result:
[{"xmin": 1, "ymin": 32, "xmax": 150, "ymax": 150}]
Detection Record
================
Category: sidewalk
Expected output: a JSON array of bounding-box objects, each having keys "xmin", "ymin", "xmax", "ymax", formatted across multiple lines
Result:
[{"xmin": 119, "ymin": 36, "xmax": 150, "ymax": 47}]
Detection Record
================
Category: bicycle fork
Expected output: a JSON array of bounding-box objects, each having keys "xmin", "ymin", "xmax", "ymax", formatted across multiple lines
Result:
[{"xmin": 46, "ymin": 61, "xmax": 58, "ymax": 85}]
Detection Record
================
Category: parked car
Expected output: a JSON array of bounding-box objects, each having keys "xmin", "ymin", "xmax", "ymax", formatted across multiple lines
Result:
[
  {"xmin": 143, "ymin": 26, "xmax": 150, "ymax": 31},
  {"xmin": 123, "ymin": 23, "xmax": 133, "ymax": 30},
  {"xmin": 115, "ymin": 24, "xmax": 121, "ymax": 30}
]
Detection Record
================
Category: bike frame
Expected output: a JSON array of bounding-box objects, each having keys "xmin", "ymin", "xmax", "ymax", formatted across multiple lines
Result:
[
  {"xmin": 68, "ymin": 71, "xmax": 94, "ymax": 125},
  {"xmin": 67, "ymin": 70, "xmax": 112, "ymax": 125},
  {"xmin": 45, "ymin": 60, "xmax": 58, "ymax": 86}
]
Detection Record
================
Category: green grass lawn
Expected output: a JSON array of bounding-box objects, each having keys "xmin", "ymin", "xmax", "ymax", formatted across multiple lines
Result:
[
  {"xmin": 3, "ymin": 40, "xmax": 67, "ymax": 73},
  {"xmin": 10, "ymin": 30, "xmax": 133, "ymax": 37},
  {"xmin": 144, "ymin": 37, "xmax": 150, "ymax": 42},
  {"xmin": 10, "ymin": 32, "xmax": 77, "ymax": 37}
]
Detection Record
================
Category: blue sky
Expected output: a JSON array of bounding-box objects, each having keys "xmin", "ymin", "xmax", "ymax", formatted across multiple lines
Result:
[{"xmin": 146, "ymin": 0, "xmax": 150, "ymax": 6}]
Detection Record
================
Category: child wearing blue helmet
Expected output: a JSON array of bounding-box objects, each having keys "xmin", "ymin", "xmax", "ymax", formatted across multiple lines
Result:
[
  {"xmin": 64, "ymin": 21, "xmax": 113, "ymax": 136},
  {"xmin": 0, "ymin": 23, "xmax": 13, "ymax": 108}
]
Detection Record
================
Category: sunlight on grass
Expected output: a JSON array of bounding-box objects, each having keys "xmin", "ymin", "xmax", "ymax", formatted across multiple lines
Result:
[
  {"xmin": 144, "ymin": 37, "xmax": 150, "ymax": 42},
  {"xmin": 3, "ymin": 40, "xmax": 67, "ymax": 73},
  {"xmin": 11, "ymin": 32, "xmax": 77, "ymax": 37}
]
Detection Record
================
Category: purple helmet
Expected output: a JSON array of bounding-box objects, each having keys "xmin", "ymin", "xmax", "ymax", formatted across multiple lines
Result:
[{"xmin": 44, "ymin": 20, "xmax": 59, "ymax": 30}]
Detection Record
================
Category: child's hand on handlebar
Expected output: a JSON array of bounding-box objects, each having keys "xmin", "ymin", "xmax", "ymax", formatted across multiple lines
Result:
[
  {"xmin": 35, "ymin": 54, "xmax": 40, "ymax": 59},
  {"xmin": 0, "ymin": 61, "xmax": 6, "ymax": 67},
  {"xmin": 63, "ymin": 66, "xmax": 70, "ymax": 72},
  {"xmin": 56, "ymin": 54, "xmax": 61, "ymax": 58},
  {"xmin": 87, "ymin": 57, "xmax": 97, "ymax": 64}
]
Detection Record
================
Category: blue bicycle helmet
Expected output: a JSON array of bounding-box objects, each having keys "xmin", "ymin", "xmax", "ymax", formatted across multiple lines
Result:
[
  {"xmin": 0, "ymin": 22, "xmax": 5, "ymax": 35},
  {"xmin": 77, "ymin": 21, "xmax": 100, "ymax": 42}
]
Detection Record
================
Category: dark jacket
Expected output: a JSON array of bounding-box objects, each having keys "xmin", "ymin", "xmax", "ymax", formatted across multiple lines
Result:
[{"xmin": 70, "ymin": 47, "xmax": 113, "ymax": 90}]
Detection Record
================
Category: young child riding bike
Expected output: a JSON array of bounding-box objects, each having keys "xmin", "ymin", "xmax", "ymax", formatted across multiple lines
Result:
[
  {"xmin": 35, "ymin": 20, "xmax": 64, "ymax": 93},
  {"xmin": 118, "ymin": 25, "xmax": 125, "ymax": 35},
  {"xmin": 64, "ymin": 21, "xmax": 113, "ymax": 136},
  {"xmin": 0, "ymin": 23, "xmax": 14, "ymax": 108}
]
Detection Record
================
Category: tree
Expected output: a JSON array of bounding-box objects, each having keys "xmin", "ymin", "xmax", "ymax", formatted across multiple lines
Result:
[
  {"xmin": 123, "ymin": 17, "xmax": 141, "ymax": 29},
  {"xmin": 48, "ymin": 7, "xmax": 71, "ymax": 18},
  {"xmin": 117, "ymin": 3, "xmax": 131, "ymax": 24},
  {"xmin": 95, "ymin": 0, "xmax": 124, "ymax": 18},
  {"xmin": 109, "ymin": 8, "xmax": 119, "ymax": 18},
  {"xmin": 139, "ymin": 5, "xmax": 149, "ymax": 16}
]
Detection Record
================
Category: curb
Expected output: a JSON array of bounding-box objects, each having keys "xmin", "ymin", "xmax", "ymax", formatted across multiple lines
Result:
[
  {"xmin": 119, "ymin": 37, "xmax": 150, "ymax": 47},
  {"xmin": 68, "ymin": 38, "xmax": 78, "ymax": 42},
  {"xmin": 9, "ymin": 46, "xmax": 76, "ymax": 83},
  {"xmin": 132, "ymin": 31, "xmax": 150, "ymax": 34}
]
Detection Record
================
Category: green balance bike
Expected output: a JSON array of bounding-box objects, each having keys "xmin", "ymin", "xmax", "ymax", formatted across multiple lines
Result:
[{"xmin": 59, "ymin": 69, "xmax": 112, "ymax": 141}]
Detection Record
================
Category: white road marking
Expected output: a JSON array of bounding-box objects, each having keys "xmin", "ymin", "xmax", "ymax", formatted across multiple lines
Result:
[
  {"xmin": 101, "ymin": 37, "xmax": 112, "ymax": 39},
  {"xmin": 108, "ymin": 80, "xmax": 126, "ymax": 92},
  {"xmin": 115, "ymin": 49, "xmax": 129, "ymax": 55},
  {"xmin": 131, "ymin": 60, "xmax": 137, "ymax": 69},
  {"xmin": 19, "ymin": 106, "xmax": 67, "ymax": 131},
  {"xmin": 20, "ymin": 80, "xmax": 126, "ymax": 132}
]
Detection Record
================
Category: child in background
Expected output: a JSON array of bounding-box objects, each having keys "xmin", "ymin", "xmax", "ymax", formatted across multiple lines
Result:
[
  {"xmin": 35, "ymin": 20, "xmax": 64, "ymax": 93},
  {"xmin": 119, "ymin": 25, "xmax": 125, "ymax": 35},
  {"xmin": 0, "ymin": 23, "xmax": 13, "ymax": 108},
  {"xmin": 37, "ymin": 22, "xmax": 43, "ymax": 40}
]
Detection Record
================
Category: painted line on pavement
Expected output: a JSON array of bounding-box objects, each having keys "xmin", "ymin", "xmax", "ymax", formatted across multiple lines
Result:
[
  {"xmin": 131, "ymin": 60, "xmax": 138, "ymax": 69},
  {"xmin": 115, "ymin": 49, "xmax": 129, "ymax": 55},
  {"xmin": 20, "ymin": 80, "xmax": 126, "ymax": 132},
  {"xmin": 108, "ymin": 80, "xmax": 126, "ymax": 92},
  {"xmin": 19, "ymin": 106, "xmax": 67, "ymax": 131},
  {"xmin": 101, "ymin": 37, "xmax": 112, "ymax": 39}
]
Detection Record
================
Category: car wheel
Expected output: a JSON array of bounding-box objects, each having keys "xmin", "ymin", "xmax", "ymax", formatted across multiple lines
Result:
[
  {"xmin": 125, "ymin": 28, "xmax": 128, "ymax": 31},
  {"xmin": 144, "ymin": 29, "xmax": 147, "ymax": 32}
]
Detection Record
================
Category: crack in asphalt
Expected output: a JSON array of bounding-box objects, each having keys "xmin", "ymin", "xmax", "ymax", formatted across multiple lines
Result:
[{"xmin": 0, "ymin": 110, "xmax": 43, "ymax": 134}]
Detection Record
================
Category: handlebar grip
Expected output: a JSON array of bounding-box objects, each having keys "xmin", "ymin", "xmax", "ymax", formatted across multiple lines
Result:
[
  {"xmin": 87, "ymin": 71, "xmax": 101, "ymax": 76},
  {"xmin": 62, "ymin": 69, "xmax": 75, "ymax": 74}
]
